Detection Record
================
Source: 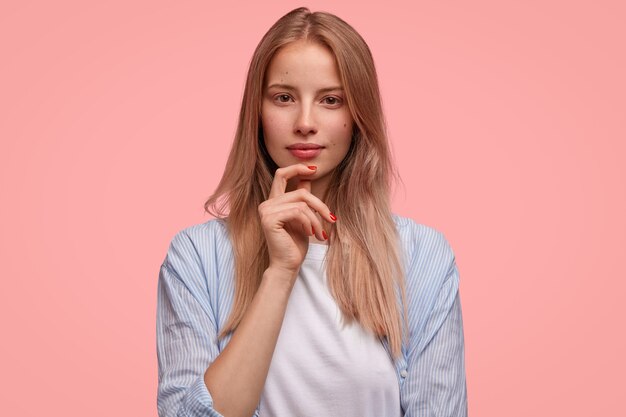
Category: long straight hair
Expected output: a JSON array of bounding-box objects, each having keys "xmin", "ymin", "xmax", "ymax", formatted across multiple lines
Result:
[{"xmin": 204, "ymin": 7, "xmax": 408, "ymax": 359}]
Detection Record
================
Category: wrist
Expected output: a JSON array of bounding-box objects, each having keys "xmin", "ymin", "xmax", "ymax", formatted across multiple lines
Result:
[{"xmin": 263, "ymin": 266, "xmax": 298, "ymax": 293}]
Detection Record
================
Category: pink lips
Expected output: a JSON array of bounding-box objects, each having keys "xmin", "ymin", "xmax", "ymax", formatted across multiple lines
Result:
[
  {"xmin": 286, "ymin": 143, "xmax": 324, "ymax": 160},
  {"xmin": 288, "ymin": 148, "xmax": 322, "ymax": 159}
]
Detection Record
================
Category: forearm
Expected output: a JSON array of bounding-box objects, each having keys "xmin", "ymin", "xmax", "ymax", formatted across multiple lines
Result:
[{"xmin": 204, "ymin": 267, "xmax": 294, "ymax": 417}]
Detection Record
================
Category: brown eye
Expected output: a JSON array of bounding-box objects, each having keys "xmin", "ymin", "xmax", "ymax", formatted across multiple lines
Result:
[
  {"xmin": 324, "ymin": 96, "xmax": 342, "ymax": 106},
  {"xmin": 276, "ymin": 94, "xmax": 292, "ymax": 103}
]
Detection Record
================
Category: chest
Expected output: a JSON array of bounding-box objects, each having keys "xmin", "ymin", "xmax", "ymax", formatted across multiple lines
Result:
[{"xmin": 258, "ymin": 257, "xmax": 402, "ymax": 417}]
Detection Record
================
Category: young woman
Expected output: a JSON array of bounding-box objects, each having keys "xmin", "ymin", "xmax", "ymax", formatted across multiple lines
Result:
[{"xmin": 157, "ymin": 7, "xmax": 467, "ymax": 417}]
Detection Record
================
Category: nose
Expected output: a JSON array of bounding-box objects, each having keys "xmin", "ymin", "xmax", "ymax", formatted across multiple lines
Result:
[{"xmin": 294, "ymin": 103, "xmax": 317, "ymax": 136}]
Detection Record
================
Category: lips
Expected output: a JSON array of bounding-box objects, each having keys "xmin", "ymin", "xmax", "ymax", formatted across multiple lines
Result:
[
  {"xmin": 286, "ymin": 143, "xmax": 324, "ymax": 150},
  {"xmin": 286, "ymin": 143, "xmax": 324, "ymax": 160}
]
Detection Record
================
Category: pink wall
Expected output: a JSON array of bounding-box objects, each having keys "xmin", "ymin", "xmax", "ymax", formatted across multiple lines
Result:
[{"xmin": 1, "ymin": 0, "xmax": 624, "ymax": 415}]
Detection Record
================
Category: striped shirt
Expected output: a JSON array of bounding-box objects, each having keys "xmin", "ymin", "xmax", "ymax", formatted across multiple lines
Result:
[{"xmin": 156, "ymin": 214, "xmax": 468, "ymax": 417}]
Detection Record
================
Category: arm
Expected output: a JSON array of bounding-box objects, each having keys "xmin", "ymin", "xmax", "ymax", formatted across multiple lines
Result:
[
  {"xmin": 158, "ymin": 166, "xmax": 331, "ymax": 417},
  {"xmin": 157, "ymin": 231, "xmax": 296, "ymax": 417},
  {"xmin": 157, "ymin": 261, "xmax": 225, "ymax": 417},
  {"xmin": 203, "ymin": 268, "xmax": 295, "ymax": 417},
  {"xmin": 401, "ymin": 260, "xmax": 468, "ymax": 417}
]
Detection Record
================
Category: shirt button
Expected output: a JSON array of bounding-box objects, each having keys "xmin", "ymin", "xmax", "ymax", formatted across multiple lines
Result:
[{"xmin": 400, "ymin": 369, "xmax": 408, "ymax": 378}]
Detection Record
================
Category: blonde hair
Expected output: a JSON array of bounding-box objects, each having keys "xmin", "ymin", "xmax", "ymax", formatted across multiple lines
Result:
[{"xmin": 204, "ymin": 7, "xmax": 407, "ymax": 359}]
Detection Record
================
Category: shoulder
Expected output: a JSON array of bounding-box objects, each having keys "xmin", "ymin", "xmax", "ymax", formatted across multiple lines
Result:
[
  {"xmin": 392, "ymin": 213, "xmax": 454, "ymax": 263},
  {"xmin": 391, "ymin": 213, "xmax": 456, "ymax": 281},
  {"xmin": 162, "ymin": 217, "xmax": 232, "ymax": 275},
  {"xmin": 170, "ymin": 217, "xmax": 229, "ymax": 246}
]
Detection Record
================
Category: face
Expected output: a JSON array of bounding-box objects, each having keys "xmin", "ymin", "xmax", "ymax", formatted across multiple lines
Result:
[{"xmin": 261, "ymin": 40, "xmax": 354, "ymax": 196}]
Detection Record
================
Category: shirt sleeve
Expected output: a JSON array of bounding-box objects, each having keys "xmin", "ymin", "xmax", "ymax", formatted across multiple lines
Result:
[
  {"xmin": 156, "ymin": 231, "xmax": 260, "ymax": 417},
  {"xmin": 401, "ymin": 231, "xmax": 468, "ymax": 416}
]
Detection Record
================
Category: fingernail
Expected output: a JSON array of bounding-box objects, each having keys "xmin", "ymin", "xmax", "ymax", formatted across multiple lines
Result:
[
  {"xmin": 329, "ymin": 212, "xmax": 337, "ymax": 221},
  {"xmin": 312, "ymin": 226, "xmax": 315, "ymax": 235},
  {"xmin": 307, "ymin": 165, "xmax": 317, "ymax": 170},
  {"xmin": 322, "ymin": 230, "xmax": 328, "ymax": 240}
]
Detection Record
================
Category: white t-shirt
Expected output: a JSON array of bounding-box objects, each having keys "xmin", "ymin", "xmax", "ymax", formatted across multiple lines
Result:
[{"xmin": 259, "ymin": 242, "xmax": 402, "ymax": 417}]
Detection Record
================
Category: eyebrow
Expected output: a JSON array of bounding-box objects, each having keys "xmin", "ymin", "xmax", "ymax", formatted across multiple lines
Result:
[{"xmin": 266, "ymin": 83, "xmax": 344, "ymax": 93}]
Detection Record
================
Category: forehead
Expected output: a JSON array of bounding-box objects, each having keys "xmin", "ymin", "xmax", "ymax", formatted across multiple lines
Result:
[{"xmin": 265, "ymin": 41, "xmax": 342, "ymax": 88}]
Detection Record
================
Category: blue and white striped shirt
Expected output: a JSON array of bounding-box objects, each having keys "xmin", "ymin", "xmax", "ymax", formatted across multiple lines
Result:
[{"xmin": 156, "ymin": 214, "xmax": 468, "ymax": 416}]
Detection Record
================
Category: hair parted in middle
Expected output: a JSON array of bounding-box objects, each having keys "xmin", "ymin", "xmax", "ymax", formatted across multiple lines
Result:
[{"xmin": 204, "ymin": 6, "xmax": 408, "ymax": 359}]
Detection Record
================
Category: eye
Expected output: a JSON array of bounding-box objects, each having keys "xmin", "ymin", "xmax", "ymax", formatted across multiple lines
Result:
[
  {"xmin": 274, "ymin": 94, "xmax": 292, "ymax": 103},
  {"xmin": 323, "ymin": 96, "xmax": 342, "ymax": 106}
]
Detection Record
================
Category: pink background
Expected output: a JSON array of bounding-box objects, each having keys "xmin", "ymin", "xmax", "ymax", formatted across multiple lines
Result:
[{"xmin": 1, "ymin": 0, "xmax": 624, "ymax": 415}]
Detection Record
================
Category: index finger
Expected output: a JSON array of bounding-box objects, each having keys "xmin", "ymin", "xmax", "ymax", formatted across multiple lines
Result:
[{"xmin": 269, "ymin": 164, "xmax": 317, "ymax": 198}]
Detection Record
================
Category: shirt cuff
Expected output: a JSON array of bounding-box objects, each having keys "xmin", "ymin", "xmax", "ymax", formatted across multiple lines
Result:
[{"xmin": 181, "ymin": 374, "xmax": 225, "ymax": 417}]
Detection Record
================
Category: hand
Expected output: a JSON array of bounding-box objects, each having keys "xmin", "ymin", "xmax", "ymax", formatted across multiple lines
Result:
[{"xmin": 258, "ymin": 164, "xmax": 336, "ymax": 278}]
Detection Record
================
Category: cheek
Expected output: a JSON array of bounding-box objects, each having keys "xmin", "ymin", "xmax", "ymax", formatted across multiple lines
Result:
[
  {"xmin": 262, "ymin": 109, "xmax": 289, "ymax": 136},
  {"xmin": 327, "ymin": 117, "xmax": 353, "ymax": 148},
  {"xmin": 261, "ymin": 116, "xmax": 278, "ymax": 146}
]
